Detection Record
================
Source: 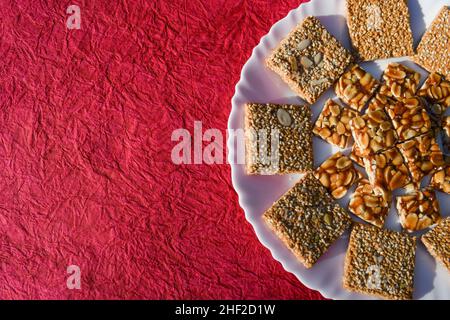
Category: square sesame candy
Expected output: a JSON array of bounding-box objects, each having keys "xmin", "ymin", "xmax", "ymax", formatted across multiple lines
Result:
[
  {"xmin": 343, "ymin": 223, "xmax": 416, "ymax": 300},
  {"xmin": 350, "ymin": 110, "xmax": 397, "ymax": 156},
  {"xmin": 349, "ymin": 179, "xmax": 390, "ymax": 228},
  {"xmin": 422, "ymin": 217, "xmax": 450, "ymax": 273},
  {"xmin": 414, "ymin": 7, "xmax": 450, "ymax": 80},
  {"xmin": 346, "ymin": 0, "xmax": 414, "ymax": 61},
  {"xmin": 396, "ymin": 188, "xmax": 441, "ymax": 233},
  {"xmin": 363, "ymin": 147, "xmax": 411, "ymax": 194},
  {"xmin": 430, "ymin": 167, "xmax": 450, "ymax": 194},
  {"xmin": 263, "ymin": 172, "xmax": 352, "ymax": 268},
  {"xmin": 398, "ymin": 133, "xmax": 445, "ymax": 186},
  {"xmin": 313, "ymin": 99, "xmax": 358, "ymax": 148},
  {"xmin": 244, "ymin": 103, "xmax": 313, "ymax": 175},
  {"xmin": 350, "ymin": 144, "xmax": 365, "ymax": 167},
  {"xmin": 379, "ymin": 63, "xmax": 421, "ymax": 100},
  {"xmin": 334, "ymin": 65, "xmax": 379, "ymax": 112},
  {"xmin": 266, "ymin": 16, "xmax": 354, "ymax": 104},
  {"xmin": 417, "ymin": 73, "xmax": 450, "ymax": 126},
  {"xmin": 384, "ymin": 97, "xmax": 432, "ymax": 142},
  {"xmin": 314, "ymin": 152, "xmax": 361, "ymax": 199}
]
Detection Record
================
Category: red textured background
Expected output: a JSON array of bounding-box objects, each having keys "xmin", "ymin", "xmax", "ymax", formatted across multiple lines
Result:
[{"xmin": 0, "ymin": 0, "xmax": 325, "ymax": 299}]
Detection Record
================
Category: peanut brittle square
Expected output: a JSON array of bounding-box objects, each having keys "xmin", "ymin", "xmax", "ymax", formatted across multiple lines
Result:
[
  {"xmin": 350, "ymin": 110, "xmax": 397, "ymax": 156},
  {"xmin": 334, "ymin": 65, "xmax": 379, "ymax": 112},
  {"xmin": 313, "ymin": 99, "xmax": 358, "ymax": 148},
  {"xmin": 422, "ymin": 217, "xmax": 450, "ymax": 273},
  {"xmin": 398, "ymin": 133, "xmax": 445, "ymax": 186},
  {"xmin": 244, "ymin": 103, "xmax": 313, "ymax": 175},
  {"xmin": 379, "ymin": 63, "xmax": 421, "ymax": 100},
  {"xmin": 263, "ymin": 172, "xmax": 352, "ymax": 268},
  {"xmin": 349, "ymin": 179, "xmax": 391, "ymax": 228},
  {"xmin": 363, "ymin": 147, "xmax": 411, "ymax": 195},
  {"xmin": 350, "ymin": 144, "xmax": 365, "ymax": 167},
  {"xmin": 417, "ymin": 73, "xmax": 450, "ymax": 126},
  {"xmin": 430, "ymin": 167, "xmax": 450, "ymax": 194},
  {"xmin": 343, "ymin": 223, "xmax": 416, "ymax": 300},
  {"xmin": 346, "ymin": 0, "xmax": 414, "ymax": 61},
  {"xmin": 414, "ymin": 7, "xmax": 450, "ymax": 80},
  {"xmin": 384, "ymin": 97, "xmax": 432, "ymax": 142},
  {"xmin": 266, "ymin": 16, "xmax": 354, "ymax": 104},
  {"xmin": 396, "ymin": 188, "xmax": 441, "ymax": 233},
  {"xmin": 365, "ymin": 93, "xmax": 394, "ymax": 113},
  {"xmin": 314, "ymin": 152, "xmax": 362, "ymax": 199}
]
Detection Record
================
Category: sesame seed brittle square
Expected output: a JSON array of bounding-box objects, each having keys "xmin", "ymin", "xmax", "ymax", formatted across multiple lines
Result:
[
  {"xmin": 244, "ymin": 103, "xmax": 313, "ymax": 175},
  {"xmin": 266, "ymin": 16, "xmax": 354, "ymax": 104},
  {"xmin": 346, "ymin": 0, "xmax": 415, "ymax": 61},
  {"xmin": 263, "ymin": 173, "xmax": 352, "ymax": 269},
  {"xmin": 422, "ymin": 217, "xmax": 450, "ymax": 273},
  {"xmin": 344, "ymin": 223, "xmax": 416, "ymax": 300},
  {"xmin": 414, "ymin": 7, "xmax": 450, "ymax": 80}
]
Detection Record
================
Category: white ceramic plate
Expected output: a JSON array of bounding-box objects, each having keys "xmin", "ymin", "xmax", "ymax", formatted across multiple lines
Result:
[{"xmin": 228, "ymin": 0, "xmax": 450, "ymax": 300}]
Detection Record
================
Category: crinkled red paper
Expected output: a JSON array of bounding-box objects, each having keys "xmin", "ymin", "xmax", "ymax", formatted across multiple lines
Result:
[{"xmin": 0, "ymin": 0, "xmax": 324, "ymax": 299}]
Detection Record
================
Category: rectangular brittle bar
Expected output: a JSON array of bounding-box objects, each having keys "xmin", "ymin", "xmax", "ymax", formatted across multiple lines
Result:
[
  {"xmin": 314, "ymin": 152, "xmax": 361, "ymax": 199},
  {"xmin": 417, "ymin": 73, "xmax": 450, "ymax": 126},
  {"xmin": 343, "ymin": 223, "xmax": 416, "ymax": 300},
  {"xmin": 364, "ymin": 147, "xmax": 411, "ymax": 196},
  {"xmin": 430, "ymin": 167, "xmax": 450, "ymax": 194},
  {"xmin": 266, "ymin": 16, "xmax": 354, "ymax": 104},
  {"xmin": 414, "ymin": 7, "xmax": 450, "ymax": 80},
  {"xmin": 334, "ymin": 65, "xmax": 379, "ymax": 112},
  {"xmin": 398, "ymin": 133, "xmax": 445, "ymax": 186},
  {"xmin": 349, "ymin": 179, "xmax": 390, "ymax": 228},
  {"xmin": 350, "ymin": 144, "xmax": 365, "ymax": 167},
  {"xmin": 313, "ymin": 99, "xmax": 358, "ymax": 148},
  {"xmin": 384, "ymin": 97, "xmax": 432, "ymax": 142},
  {"xmin": 422, "ymin": 217, "xmax": 450, "ymax": 273},
  {"xmin": 346, "ymin": 0, "xmax": 414, "ymax": 60},
  {"xmin": 379, "ymin": 63, "xmax": 421, "ymax": 100},
  {"xmin": 245, "ymin": 103, "xmax": 313, "ymax": 175},
  {"xmin": 350, "ymin": 110, "xmax": 397, "ymax": 156},
  {"xmin": 263, "ymin": 172, "xmax": 352, "ymax": 268},
  {"xmin": 396, "ymin": 188, "xmax": 441, "ymax": 233}
]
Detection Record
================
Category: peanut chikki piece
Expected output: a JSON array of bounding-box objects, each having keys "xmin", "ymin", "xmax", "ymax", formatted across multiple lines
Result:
[
  {"xmin": 350, "ymin": 144, "xmax": 365, "ymax": 167},
  {"xmin": 266, "ymin": 16, "xmax": 354, "ymax": 104},
  {"xmin": 364, "ymin": 147, "xmax": 411, "ymax": 198},
  {"xmin": 315, "ymin": 152, "xmax": 362, "ymax": 199},
  {"xmin": 349, "ymin": 179, "xmax": 391, "ymax": 228},
  {"xmin": 334, "ymin": 65, "xmax": 379, "ymax": 112},
  {"xmin": 313, "ymin": 99, "xmax": 358, "ymax": 148},
  {"xmin": 263, "ymin": 172, "xmax": 352, "ymax": 268},
  {"xmin": 346, "ymin": 0, "xmax": 414, "ymax": 61},
  {"xmin": 396, "ymin": 188, "xmax": 441, "ymax": 233},
  {"xmin": 414, "ymin": 7, "xmax": 450, "ymax": 80},
  {"xmin": 398, "ymin": 133, "xmax": 445, "ymax": 186},
  {"xmin": 442, "ymin": 116, "xmax": 450, "ymax": 155},
  {"xmin": 385, "ymin": 97, "xmax": 432, "ymax": 142},
  {"xmin": 379, "ymin": 63, "xmax": 421, "ymax": 100},
  {"xmin": 244, "ymin": 103, "xmax": 313, "ymax": 175},
  {"xmin": 365, "ymin": 93, "xmax": 393, "ymax": 113},
  {"xmin": 350, "ymin": 110, "xmax": 398, "ymax": 156},
  {"xmin": 430, "ymin": 167, "xmax": 450, "ymax": 194},
  {"xmin": 343, "ymin": 223, "xmax": 416, "ymax": 300},
  {"xmin": 422, "ymin": 217, "xmax": 450, "ymax": 273},
  {"xmin": 417, "ymin": 73, "xmax": 450, "ymax": 126}
]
